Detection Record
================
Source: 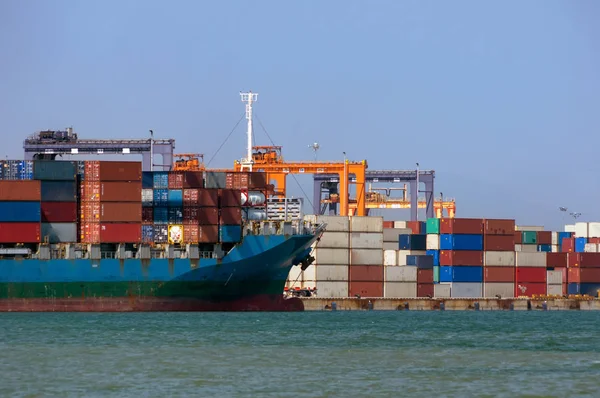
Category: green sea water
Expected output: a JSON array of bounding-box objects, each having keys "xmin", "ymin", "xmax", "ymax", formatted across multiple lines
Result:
[{"xmin": 1, "ymin": 311, "xmax": 599, "ymax": 397}]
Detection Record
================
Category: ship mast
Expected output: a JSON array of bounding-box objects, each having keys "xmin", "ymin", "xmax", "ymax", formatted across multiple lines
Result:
[{"xmin": 240, "ymin": 91, "xmax": 258, "ymax": 172}]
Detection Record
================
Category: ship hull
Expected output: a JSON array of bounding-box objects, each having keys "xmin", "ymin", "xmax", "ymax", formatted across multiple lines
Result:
[{"xmin": 0, "ymin": 232, "xmax": 319, "ymax": 312}]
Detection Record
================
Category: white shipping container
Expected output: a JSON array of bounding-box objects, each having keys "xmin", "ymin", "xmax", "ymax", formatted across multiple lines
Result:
[
  {"xmin": 350, "ymin": 216, "xmax": 383, "ymax": 233},
  {"xmin": 316, "ymin": 265, "xmax": 349, "ymax": 281},
  {"xmin": 383, "ymin": 242, "xmax": 398, "ymax": 250},
  {"xmin": 350, "ymin": 249, "xmax": 383, "ymax": 265},
  {"xmin": 383, "ymin": 250, "xmax": 397, "ymax": 266},
  {"xmin": 318, "ymin": 232, "xmax": 349, "ymax": 249},
  {"xmin": 519, "ymin": 244, "xmax": 539, "ymax": 253},
  {"xmin": 547, "ymin": 284, "xmax": 563, "ymax": 296},
  {"xmin": 383, "ymin": 281, "xmax": 417, "ymax": 298},
  {"xmin": 514, "ymin": 244, "xmax": 522, "ymax": 252},
  {"xmin": 302, "ymin": 265, "xmax": 316, "ymax": 281},
  {"xmin": 383, "ymin": 228, "xmax": 412, "ymax": 242},
  {"xmin": 484, "ymin": 251, "xmax": 515, "ymax": 267},
  {"xmin": 141, "ymin": 189, "xmax": 153, "ymax": 204},
  {"xmin": 564, "ymin": 224, "xmax": 576, "ymax": 233},
  {"xmin": 394, "ymin": 221, "xmax": 407, "ymax": 229},
  {"xmin": 551, "ymin": 232, "xmax": 559, "ymax": 245},
  {"xmin": 551, "ymin": 245, "xmax": 559, "ymax": 253},
  {"xmin": 584, "ymin": 243, "xmax": 598, "ymax": 253},
  {"xmin": 397, "ymin": 250, "xmax": 426, "ymax": 265},
  {"xmin": 575, "ymin": 222, "xmax": 589, "ymax": 238},
  {"xmin": 516, "ymin": 225, "xmax": 545, "ymax": 232},
  {"xmin": 315, "ymin": 281, "xmax": 348, "ymax": 297},
  {"xmin": 426, "ymin": 234, "xmax": 440, "ymax": 250},
  {"xmin": 450, "ymin": 282, "xmax": 483, "ymax": 298},
  {"xmin": 384, "ymin": 265, "xmax": 417, "ymax": 282},
  {"xmin": 315, "ymin": 248, "xmax": 349, "ymax": 265},
  {"xmin": 434, "ymin": 283, "xmax": 451, "ymax": 298},
  {"xmin": 316, "ymin": 215, "xmax": 350, "ymax": 232},
  {"xmin": 516, "ymin": 252, "xmax": 547, "ymax": 267},
  {"xmin": 350, "ymin": 232, "xmax": 383, "ymax": 249},
  {"xmin": 483, "ymin": 283, "xmax": 514, "ymax": 298},
  {"xmin": 547, "ymin": 270, "xmax": 563, "ymax": 285}
]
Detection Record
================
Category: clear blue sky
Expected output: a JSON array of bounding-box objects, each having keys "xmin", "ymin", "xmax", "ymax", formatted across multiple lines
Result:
[{"xmin": 1, "ymin": 0, "xmax": 598, "ymax": 230}]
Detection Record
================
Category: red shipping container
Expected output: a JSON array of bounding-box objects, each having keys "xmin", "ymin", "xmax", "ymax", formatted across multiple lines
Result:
[
  {"xmin": 80, "ymin": 202, "xmax": 100, "ymax": 222},
  {"xmin": 568, "ymin": 268, "xmax": 580, "ymax": 283},
  {"xmin": 183, "ymin": 224, "xmax": 199, "ymax": 244},
  {"xmin": 483, "ymin": 219, "xmax": 515, "ymax": 235},
  {"xmin": 580, "ymin": 268, "xmax": 600, "ymax": 283},
  {"xmin": 579, "ymin": 253, "xmax": 600, "ymax": 268},
  {"xmin": 417, "ymin": 269, "xmax": 434, "ymax": 284},
  {"xmin": 248, "ymin": 172, "xmax": 267, "ymax": 189},
  {"xmin": 220, "ymin": 207, "xmax": 242, "ymax": 225},
  {"xmin": 0, "ymin": 180, "xmax": 41, "ymax": 201},
  {"xmin": 536, "ymin": 231, "xmax": 552, "ymax": 245},
  {"xmin": 516, "ymin": 267, "xmax": 546, "ymax": 283},
  {"xmin": 142, "ymin": 207, "xmax": 153, "ymax": 223},
  {"xmin": 546, "ymin": 253, "xmax": 568, "ymax": 268},
  {"xmin": 440, "ymin": 218, "xmax": 484, "ymax": 234},
  {"xmin": 168, "ymin": 172, "xmax": 184, "ymax": 189},
  {"xmin": 439, "ymin": 250, "xmax": 483, "ymax": 266},
  {"xmin": 0, "ymin": 222, "xmax": 40, "ymax": 243},
  {"xmin": 484, "ymin": 235, "xmax": 515, "ymax": 251},
  {"xmin": 568, "ymin": 253, "xmax": 580, "ymax": 268},
  {"xmin": 98, "ymin": 203, "xmax": 141, "ymax": 222},
  {"xmin": 85, "ymin": 161, "xmax": 141, "ymax": 182},
  {"xmin": 198, "ymin": 189, "xmax": 219, "ymax": 207},
  {"xmin": 198, "ymin": 207, "xmax": 219, "ymax": 225},
  {"xmin": 484, "ymin": 267, "xmax": 515, "ymax": 283},
  {"xmin": 349, "ymin": 281, "xmax": 383, "ymax": 298},
  {"xmin": 349, "ymin": 265, "xmax": 383, "ymax": 282},
  {"xmin": 182, "ymin": 172, "xmax": 204, "ymax": 189},
  {"xmin": 562, "ymin": 238, "xmax": 575, "ymax": 253},
  {"xmin": 515, "ymin": 282, "xmax": 546, "ymax": 297},
  {"xmin": 183, "ymin": 189, "xmax": 199, "ymax": 206},
  {"xmin": 199, "ymin": 225, "xmax": 219, "ymax": 243},
  {"xmin": 588, "ymin": 237, "xmax": 600, "ymax": 244},
  {"xmin": 81, "ymin": 181, "xmax": 141, "ymax": 202},
  {"xmin": 383, "ymin": 221, "xmax": 394, "ymax": 229},
  {"xmin": 417, "ymin": 283, "xmax": 434, "ymax": 298},
  {"xmin": 406, "ymin": 221, "xmax": 423, "ymax": 234},
  {"xmin": 220, "ymin": 189, "xmax": 242, "ymax": 207},
  {"xmin": 41, "ymin": 202, "xmax": 77, "ymax": 222},
  {"xmin": 514, "ymin": 231, "xmax": 523, "ymax": 244},
  {"xmin": 183, "ymin": 207, "xmax": 200, "ymax": 223},
  {"xmin": 80, "ymin": 222, "xmax": 100, "ymax": 244},
  {"xmin": 100, "ymin": 223, "xmax": 141, "ymax": 243}
]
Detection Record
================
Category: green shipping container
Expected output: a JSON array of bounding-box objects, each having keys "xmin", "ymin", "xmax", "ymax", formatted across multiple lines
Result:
[
  {"xmin": 522, "ymin": 231, "xmax": 537, "ymax": 244},
  {"xmin": 426, "ymin": 218, "xmax": 440, "ymax": 234},
  {"xmin": 433, "ymin": 265, "xmax": 440, "ymax": 283}
]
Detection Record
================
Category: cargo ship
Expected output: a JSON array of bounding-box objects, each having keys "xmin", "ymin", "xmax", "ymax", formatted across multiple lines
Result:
[{"xmin": 0, "ymin": 159, "xmax": 324, "ymax": 312}]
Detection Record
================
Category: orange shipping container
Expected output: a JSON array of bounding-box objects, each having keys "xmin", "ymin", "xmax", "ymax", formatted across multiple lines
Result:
[
  {"xmin": 483, "ymin": 219, "xmax": 515, "ymax": 235},
  {"xmin": 536, "ymin": 231, "xmax": 552, "ymax": 245},
  {"xmin": 199, "ymin": 225, "xmax": 219, "ymax": 243},
  {"xmin": 349, "ymin": 265, "xmax": 383, "ymax": 282},
  {"xmin": 100, "ymin": 202, "xmax": 142, "ymax": 222},
  {"xmin": 84, "ymin": 161, "xmax": 142, "ymax": 181},
  {"xmin": 81, "ymin": 181, "xmax": 141, "ymax": 202},
  {"xmin": 484, "ymin": 267, "xmax": 515, "ymax": 283},
  {"xmin": 349, "ymin": 281, "xmax": 383, "ymax": 298},
  {"xmin": 183, "ymin": 224, "xmax": 199, "ymax": 243},
  {"xmin": 183, "ymin": 189, "xmax": 199, "ymax": 206},
  {"xmin": 0, "ymin": 180, "xmax": 41, "ymax": 201},
  {"xmin": 80, "ymin": 222, "xmax": 100, "ymax": 243},
  {"xmin": 568, "ymin": 267, "xmax": 580, "ymax": 283}
]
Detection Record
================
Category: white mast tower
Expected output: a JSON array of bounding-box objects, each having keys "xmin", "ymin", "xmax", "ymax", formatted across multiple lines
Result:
[{"xmin": 240, "ymin": 91, "xmax": 258, "ymax": 172}]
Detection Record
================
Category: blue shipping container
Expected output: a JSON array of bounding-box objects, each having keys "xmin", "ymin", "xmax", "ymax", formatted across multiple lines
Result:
[
  {"xmin": 220, "ymin": 225, "xmax": 242, "ymax": 243},
  {"xmin": 537, "ymin": 244, "xmax": 552, "ymax": 252},
  {"xmin": 153, "ymin": 189, "xmax": 168, "ymax": 207},
  {"xmin": 153, "ymin": 207, "xmax": 168, "ymax": 224},
  {"xmin": 40, "ymin": 181, "xmax": 77, "ymax": 202},
  {"xmin": 398, "ymin": 234, "xmax": 426, "ymax": 251},
  {"xmin": 168, "ymin": 207, "xmax": 183, "ymax": 224},
  {"xmin": 439, "ymin": 266, "xmax": 483, "ymax": 283},
  {"xmin": 33, "ymin": 160, "xmax": 76, "ymax": 181},
  {"xmin": 580, "ymin": 283, "xmax": 600, "ymax": 297},
  {"xmin": 0, "ymin": 202, "xmax": 41, "ymax": 222},
  {"xmin": 153, "ymin": 224, "xmax": 168, "ymax": 243},
  {"xmin": 406, "ymin": 255, "xmax": 434, "ymax": 268},
  {"xmin": 575, "ymin": 237, "xmax": 587, "ymax": 253},
  {"xmin": 153, "ymin": 172, "xmax": 169, "ymax": 189},
  {"xmin": 168, "ymin": 189, "xmax": 183, "ymax": 207},
  {"xmin": 567, "ymin": 283, "xmax": 580, "ymax": 295},
  {"xmin": 426, "ymin": 249, "xmax": 440, "ymax": 266},
  {"xmin": 142, "ymin": 172, "xmax": 154, "ymax": 189},
  {"xmin": 141, "ymin": 225, "xmax": 154, "ymax": 243},
  {"xmin": 439, "ymin": 234, "xmax": 483, "ymax": 251}
]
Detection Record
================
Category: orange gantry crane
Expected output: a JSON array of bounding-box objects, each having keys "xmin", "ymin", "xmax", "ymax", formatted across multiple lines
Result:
[
  {"xmin": 233, "ymin": 146, "xmax": 368, "ymax": 216},
  {"xmin": 172, "ymin": 153, "xmax": 205, "ymax": 171}
]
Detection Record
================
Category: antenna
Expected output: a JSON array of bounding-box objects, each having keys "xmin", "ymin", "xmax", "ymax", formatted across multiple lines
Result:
[
  {"xmin": 240, "ymin": 91, "xmax": 258, "ymax": 171},
  {"xmin": 308, "ymin": 142, "xmax": 320, "ymax": 160}
]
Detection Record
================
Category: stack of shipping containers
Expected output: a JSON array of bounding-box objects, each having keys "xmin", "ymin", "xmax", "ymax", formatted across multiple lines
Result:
[
  {"xmin": 483, "ymin": 219, "xmax": 516, "ymax": 298},
  {"xmin": 349, "ymin": 216, "xmax": 384, "ymax": 298},
  {"xmin": 0, "ymin": 180, "xmax": 41, "ymax": 243}
]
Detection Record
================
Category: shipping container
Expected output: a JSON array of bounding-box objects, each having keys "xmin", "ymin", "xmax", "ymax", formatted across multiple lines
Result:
[
  {"xmin": 547, "ymin": 270, "xmax": 563, "ymax": 285},
  {"xmin": 568, "ymin": 252, "xmax": 580, "ymax": 268},
  {"xmin": 141, "ymin": 224, "xmax": 154, "ymax": 243},
  {"xmin": 315, "ymin": 215, "xmax": 350, "ymax": 232},
  {"xmin": 575, "ymin": 237, "xmax": 587, "ymax": 252},
  {"xmin": 546, "ymin": 253, "xmax": 568, "ymax": 268},
  {"xmin": 183, "ymin": 189, "xmax": 199, "ymax": 206},
  {"xmin": 350, "ymin": 216, "xmax": 383, "ymax": 233},
  {"xmin": 248, "ymin": 172, "xmax": 268, "ymax": 189},
  {"xmin": 142, "ymin": 189, "xmax": 154, "ymax": 207},
  {"xmin": 562, "ymin": 237, "xmax": 575, "ymax": 252},
  {"xmin": 142, "ymin": 207, "xmax": 153, "ymax": 223},
  {"xmin": 220, "ymin": 207, "xmax": 242, "ymax": 225},
  {"xmin": 394, "ymin": 221, "xmax": 407, "ymax": 229},
  {"xmin": 427, "ymin": 249, "xmax": 440, "ymax": 266},
  {"xmin": 580, "ymin": 283, "xmax": 600, "ymax": 297},
  {"xmin": 220, "ymin": 224, "xmax": 242, "ymax": 243},
  {"xmin": 0, "ymin": 201, "xmax": 41, "ymax": 222},
  {"xmin": 484, "ymin": 266, "xmax": 515, "ymax": 283},
  {"xmin": 547, "ymin": 284, "xmax": 564, "ymax": 296},
  {"xmin": 417, "ymin": 269, "xmax": 434, "ymax": 284},
  {"xmin": 516, "ymin": 267, "xmax": 546, "ymax": 283},
  {"xmin": 483, "ymin": 235, "xmax": 515, "ymax": 251},
  {"xmin": 522, "ymin": 231, "xmax": 537, "ymax": 244},
  {"xmin": 168, "ymin": 207, "xmax": 184, "ymax": 224},
  {"xmin": 426, "ymin": 234, "xmax": 439, "ymax": 250},
  {"xmin": 450, "ymin": 282, "xmax": 483, "ymax": 298},
  {"xmin": 315, "ymin": 248, "xmax": 350, "ymax": 265},
  {"xmin": 99, "ymin": 202, "xmax": 142, "ymax": 222},
  {"xmin": 80, "ymin": 222, "xmax": 100, "ymax": 243},
  {"xmin": 182, "ymin": 207, "xmax": 200, "ymax": 223},
  {"xmin": 384, "ymin": 281, "xmax": 417, "ymax": 297},
  {"xmin": 198, "ymin": 189, "xmax": 219, "ymax": 207},
  {"xmin": 406, "ymin": 221, "xmax": 425, "ymax": 234},
  {"xmin": 514, "ymin": 231, "xmax": 523, "ymax": 244},
  {"xmin": 349, "ymin": 281, "xmax": 383, "ymax": 297},
  {"xmin": 199, "ymin": 225, "xmax": 219, "ymax": 243},
  {"xmin": 406, "ymin": 254, "xmax": 434, "ymax": 268},
  {"xmin": 153, "ymin": 207, "xmax": 168, "ymax": 224},
  {"xmin": 589, "ymin": 223, "xmax": 600, "ymax": 238},
  {"xmin": 483, "ymin": 219, "xmax": 515, "ymax": 235},
  {"xmin": 168, "ymin": 172, "xmax": 184, "ymax": 189},
  {"xmin": 219, "ymin": 189, "xmax": 242, "ymax": 207},
  {"xmin": 316, "ymin": 265, "xmax": 349, "ymax": 281},
  {"xmin": 182, "ymin": 171, "xmax": 204, "ymax": 189},
  {"xmin": 153, "ymin": 224, "xmax": 168, "ymax": 243},
  {"xmin": 567, "ymin": 283, "xmax": 580, "ymax": 295},
  {"xmin": 440, "ymin": 266, "xmax": 483, "ymax": 283},
  {"xmin": 349, "ymin": 265, "xmax": 383, "ymax": 282},
  {"xmin": 439, "ymin": 250, "xmax": 483, "ymax": 266},
  {"xmin": 33, "ymin": 160, "xmax": 76, "ymax": 181},
  {"xmin": 434, "ymin": 283, "xmax": 451, "ymax": 298},
  {"xmin": 41, "ymin": 181, "xmax": 77, "ymax": 202},
  {"xmin": 318, "ymin": 232, "xmax": 349, "ymax": 249},
  {"xmin": 383, "ymin": 250, "xmax": 397, "ymax": 266},
  {"xmin": 538, "ymin": 244, "xmax": 552, "ymax": 252},
  {"xmin": 100, "ymin": 223, "xmax": 141, "ymax": 243},
  {"xmin": 397, "ymin": 250, "xmax": 426, "ymax": 266},
  {"xmin": 98, "ymin": 161, "xmax": 141, "ymax": 181},
  {"xmin": 0, "ymin": 222, "xmax": 40, "ymax": 243},
  {"xmin": 579, "ymin": 253, "xmax": 600, "ymax": 268},
  {"xmin": 515, "ymin": 252, "xmax": 546, "ymax": 267},
  {"xmin": 536, "ymin": 231, "xmax": 552, "ymax": 245},
  {"xmin": 483, "ymin": 282, "xmax": 514, "ymax": 298},
  {"xmin": 195, "ymin": 207, "xmax": 218, "ymax": 226},
  {"xmin": 81, "ymin": 181, "xmax": 142, "ymax": 202},
  {"xmin": 316, "ymin": 281, "xmax": 349, "ymax": 297},
  {"xmin": 484, "ymin": 251, "xmax": 515, "ymax": 267},
  {"xmin": 41, "ymin": 202, "xmax": 77, "ymax": 222},
  {"xmin": 426, "ymin": 218, "xmax": 440, "ymax": 234},
  {"xmin": 41, "ymin": 222, "xmax": 77, "ymax": 243},
  {"xmin": 142, "ymin": 171, "xmax": 154, "ymax": 189},
  {"xmin": 574, "ymin": 222, "xmax": 589, "ymax": 238},
  {"xmin": 398, "ymin": 234, "xmax": 426, "ymax": 250},
  {"xmin": 153, "ymin": 172, "xmax": 169, "ymax": 189},
  {"xmin": 568, "ymin": 267, "xmax": 580, "ymax": 284},
  {"xmin": 515, "ymin": 282, "xmax": 546, "ymax": 297},
  {"xmin": 0, "ymin": 180, "xmax": 41, "ymax": 201},
  {"xmin": 183, "ymin": 224, "xmax": 200, "ymax": 244},
  {"xmin": 417, "ymin": 283, "xmax": 434, "ymax": 297},
  {"xmin": 167, "ymin": 189, "xmax": 183, "ymax": 207},
  {"xmin": 350, "ymin": 249, "xmax": 383, "ymax": 265},
  {"xmin": 350, "ymin": 232, "xmax": 383, "ymax": 249},
  {"xmin": 153, "ymin": 189, "xmax": 168, "ymax": 207},
  {"xmin": 384, "ymin": 266, "xmax": 417, "ymax": 282},
  {"xmin": 383, "ymin": 228, "xmax": 411, "ymax": 242},
  {"xmin": 580, "ymin": 268, "xmax": 600, "ymax": 283},
  {"xmin": 204, "ymin": 172, "xmax": 227, "ymax": 189},
  {"xmin": 440, "ymin": 218, "xmax": 483, "ymax": 235},
  {"xmin": 439, "ymin": 234, "xmax": 483, "ymax": 251},
  {"xmin": 434, "ymin": 265, "xmax": 440, "ymax": 283}
]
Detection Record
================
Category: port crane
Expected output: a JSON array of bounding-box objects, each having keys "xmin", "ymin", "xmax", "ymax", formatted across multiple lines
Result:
[{"xmin": 172, "ymin": 153, "xmax": 205, "ymax": 171}]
